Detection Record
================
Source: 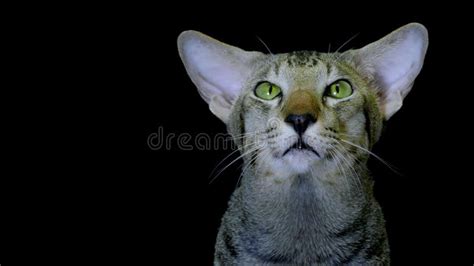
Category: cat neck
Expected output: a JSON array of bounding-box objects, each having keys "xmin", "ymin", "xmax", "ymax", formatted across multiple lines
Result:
[
  {"xmin": 237, "ymin": 165, "xmax": 374, "ymax": 236},
  {"xmin": 227, "ymin": 166, "xmax": 382, "ymax": 263}
]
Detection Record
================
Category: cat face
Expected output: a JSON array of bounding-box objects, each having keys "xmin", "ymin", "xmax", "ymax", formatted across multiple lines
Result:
[
  {"xmin": 228, "ymin": 52, "xmax": 380, "ymax": 175},
  {"xmin": 178, "ymin": 24, "xmax": 428, "ymax": 177}
]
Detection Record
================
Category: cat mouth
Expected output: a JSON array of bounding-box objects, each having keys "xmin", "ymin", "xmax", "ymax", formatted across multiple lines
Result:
[{"xmin": 282, "ymin": 138, "xmax": 320, "ymax": 157}]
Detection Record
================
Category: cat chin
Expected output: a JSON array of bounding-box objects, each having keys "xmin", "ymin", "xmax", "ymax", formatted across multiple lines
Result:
[{"xmin": 280, "ymin": 150, "xmax": 321, "ymax": 174}]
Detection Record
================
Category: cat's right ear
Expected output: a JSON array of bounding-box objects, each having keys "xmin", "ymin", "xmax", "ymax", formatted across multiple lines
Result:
[{"xmin": 178, "ymin": 31, "xmax": 264, "ymax": 123}]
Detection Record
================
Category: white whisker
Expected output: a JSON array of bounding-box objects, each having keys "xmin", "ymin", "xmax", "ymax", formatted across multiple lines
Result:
[
  {"xmin": 338, "ymin": 138, "xmax": 402, "ymax": 176},
  {"xmin": 333, "ymin": 144, "xmax": 364, "ymax": 193},
  {"xmin": 256, "ymin": 35, "xmax": 273, "ymax": 56},
  {"xmin": 335, "ymin": 32, "xmax": 360, "ymax": 53},
  {"xmin": 209, "ymin": 144, "xmax": 263, "ymax": 184},
  {"xmin": 208, "ymin": 141, "xmax": 258, "ymax": 180}
]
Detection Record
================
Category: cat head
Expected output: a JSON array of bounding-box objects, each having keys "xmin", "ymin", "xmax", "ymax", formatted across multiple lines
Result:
[{"xmin": 178, "ymin": 23, "xmax": 428, "ymax": 176}]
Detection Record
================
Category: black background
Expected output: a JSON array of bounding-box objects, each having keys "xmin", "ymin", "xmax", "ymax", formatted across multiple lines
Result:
[{"xmin": 40, "ymin": 5, "xmax": 469, "ymax": 265}]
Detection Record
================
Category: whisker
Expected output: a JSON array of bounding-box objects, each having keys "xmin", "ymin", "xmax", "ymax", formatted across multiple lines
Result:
[
  {"xmin": 236, "ymin": 152, "xmax": 260, "ymax": 188},
  {"xmin": 334, "ymin": 32, "xmax": 360, "ymax": 53},
  {"xmin": 209, "ymin": 145, "xmax": 263, "ymax": 184},
  {"xmin": 236, "ymin": 146, "xmax": 267, "ymax": 188},
  {"xmin": 255, "ymin": 149, "xmax": 273, "ymax": 180},
  {"xmin": 338, "ymin": 138, "xmax": 402, "ymax": 176},
  {"xmin": 336, "ymin": 132, "xmax": 361, "ymax": 138},
  {"xmin": 326, "ymin": 148, "xmax": 347, "ymax": 187},
  {"xmin": 256, "ymin": 35, "xmax": 273, "ymax": 56},
  {"xmin": 329, "ymin": 143, "xmax": 357, "ymax": 192},
  {"xmin": 208, "ymin": 141, "xmax": 259, "ymax": 181},
  {"xmin": 333, "ymin": 144, "xmax": 364, "ymax": 193},
  {"xmin": 230, "ymin": 131, "xmax": 265, "ymax": 139}
]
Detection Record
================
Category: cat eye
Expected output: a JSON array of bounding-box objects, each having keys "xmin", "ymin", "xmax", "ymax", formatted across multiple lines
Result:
[
  {"xmin": 325, "ymin": 80, "xmax": 353, "ymax": 99},
  {"xmin": 254, "ymin": 82, "xmax": 282, "ymax": 100}
]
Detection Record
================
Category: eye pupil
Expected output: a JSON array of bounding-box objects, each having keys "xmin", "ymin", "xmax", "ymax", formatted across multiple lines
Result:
[
  {"xmin": 326, "ymin": 80, "xmax": 352, "ymax": 99},
  {"xmin": 255, "ymin": 82, "xmax": 282, "ymax": 100}
]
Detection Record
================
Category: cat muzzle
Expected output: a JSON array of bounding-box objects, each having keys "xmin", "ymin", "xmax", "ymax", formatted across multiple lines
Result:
[{"xmin": 282, "ymin": 138, "xmax": 320, "ymax": 157}]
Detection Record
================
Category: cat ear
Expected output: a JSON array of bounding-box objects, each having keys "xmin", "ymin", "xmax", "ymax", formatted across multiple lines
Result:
[
  {"xmin": 348, "ymin": 23, "xmax": 428, "ymax": 120},
  {"xmin": 178, "ymin": 31, "xmax": 264, "ymax": 123}
]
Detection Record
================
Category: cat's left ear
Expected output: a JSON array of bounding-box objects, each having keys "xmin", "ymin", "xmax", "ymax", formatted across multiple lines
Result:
[
  {"xmin": 346, "ymin": 23, "xmax": 428, "ymax": 120},
  {"xmin": 178, "ymin": 31, "xmax": 264, "ymax": 123}
]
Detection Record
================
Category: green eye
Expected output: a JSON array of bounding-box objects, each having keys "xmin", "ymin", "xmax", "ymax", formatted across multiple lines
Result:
[
  {"xmin": 326, "ymin": 80, "xmax": 353, "ymax": 99},
  {"xmin": 255, "ymin": 82, "xmax": 282, "ymax": 100}
]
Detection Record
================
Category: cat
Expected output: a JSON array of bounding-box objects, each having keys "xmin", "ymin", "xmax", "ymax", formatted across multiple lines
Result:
[{"xmin": 178, "ymin": 23, "xmax": 428, "ymax": 265}]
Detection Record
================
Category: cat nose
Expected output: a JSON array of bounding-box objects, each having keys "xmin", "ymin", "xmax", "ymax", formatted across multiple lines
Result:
[{"xmin": 285, "ymin": 113, "xmax": 316, "ymax": 135}]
